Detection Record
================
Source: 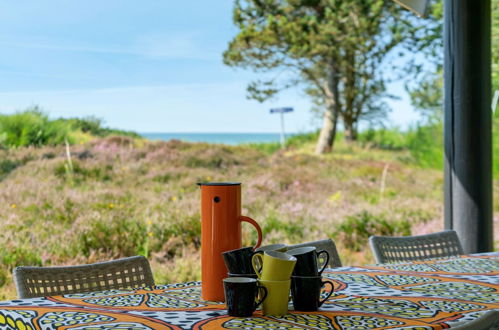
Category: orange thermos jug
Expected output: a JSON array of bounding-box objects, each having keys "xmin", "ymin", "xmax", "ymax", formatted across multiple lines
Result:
[{"xmin": 198, "ymin": 182, "xmax": 262, "ymax": 301}]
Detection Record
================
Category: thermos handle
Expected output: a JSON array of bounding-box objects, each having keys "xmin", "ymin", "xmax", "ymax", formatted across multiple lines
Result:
[{"xmin": 239, "ymin": 216, "xmax": 262, "ymax": 249}]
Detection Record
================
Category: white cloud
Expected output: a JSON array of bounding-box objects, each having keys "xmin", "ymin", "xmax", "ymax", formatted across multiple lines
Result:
[{"xmin": 0, "ymin": 30, "xmax": 220, "ymax": 61}]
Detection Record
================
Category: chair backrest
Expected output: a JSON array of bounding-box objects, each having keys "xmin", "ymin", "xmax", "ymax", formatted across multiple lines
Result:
[
  {"xmin": 369, "ymin": 230, "xmax": 464, "ymax": 264},
  {"xmin": 13, "ymin": 255, "xmax": 155, "ymax": 299},
  {"xmin": 287, "ymin": 238, "xmax": 342, "ymax": 268}
]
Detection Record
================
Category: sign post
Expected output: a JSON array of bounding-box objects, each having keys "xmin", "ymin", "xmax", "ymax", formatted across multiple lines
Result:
[{"xmin": 270, "ymin": 107, "xmax": 293, "ymax": 147}]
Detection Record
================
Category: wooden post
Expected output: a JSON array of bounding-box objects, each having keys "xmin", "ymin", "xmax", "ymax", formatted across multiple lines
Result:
[{"xmin": 444, "ymin": 0, "xmax": 493, "ymax": 253}]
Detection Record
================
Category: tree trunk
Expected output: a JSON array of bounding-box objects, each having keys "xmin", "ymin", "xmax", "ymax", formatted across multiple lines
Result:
[
  {"xmin": 344, "ymin": 120, "xmax": 357, "ymax": 142},
  {"xmin": 315, "ymin": 62, "xmax": 341, "ymax": 154},
  {"xmin": 315, "ymin": 104, "xmax": 338, "ymax": 154}
]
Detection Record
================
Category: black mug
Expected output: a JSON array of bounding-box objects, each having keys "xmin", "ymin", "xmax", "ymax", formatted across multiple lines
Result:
[
  {"xmin": 287, "ymin": 247, "xmax": 330, "ymax": 276},
  {"xmin": 223, "ymin": 277, "xmax": 268, "ymax": 317},
  {"xmin": 291, "ymin": 275, "xmax": 334, "ymax": 311},
  {"xmin": 228, "ymin": 272, "xmax": 258, "ymax": 279},
  {"xmin": 222, "ymin": 247, "xmax": 256, "ymax": 275}
]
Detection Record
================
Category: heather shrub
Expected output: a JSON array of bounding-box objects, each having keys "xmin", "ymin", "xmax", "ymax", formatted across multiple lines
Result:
[
  {"xmin": 0, "ymin": 268, "xmax": 6, "ymax": 287},
  {"xmin": 76, "ymin": 217, "xmax": 148, "ymax": 257},
  {"xmin": 54, "ymin": 160, "xmax": 113, "ymax": 183},
  {"xmin": 0, "ymin": 159, "xmax": 21, "ymax": 181},
  {"xmin": 263, "ymin": 212, "xmax": 304, "ymax": 241},
  {"xmin": 334, "ymin": 211, "xmax": 411, "ymax": 251},
  {"xmin": 184, "ymin": 147, "xmax": 240, "ymax": 169},
  {"xmin": 0, "ymin": 246, "xmax": 42, "ymax": 269}
]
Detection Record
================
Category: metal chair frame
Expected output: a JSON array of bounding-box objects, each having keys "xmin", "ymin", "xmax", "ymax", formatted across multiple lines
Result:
[
  {"xmin": 287, "ymin": 238, "xmax": 342, "ymax": 268},
  {"xmin": 369, "ymin": 230, "xmax": 464, "ymax": 264},
  {"xmin": 13, "ymin": 255, "xmax": 155, "ymax": 298}
]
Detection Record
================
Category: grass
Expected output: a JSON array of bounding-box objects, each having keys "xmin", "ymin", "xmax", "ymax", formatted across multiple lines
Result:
[{"xmin": 0, "ymin": 126, "xmax": 497, "ymax": 300}]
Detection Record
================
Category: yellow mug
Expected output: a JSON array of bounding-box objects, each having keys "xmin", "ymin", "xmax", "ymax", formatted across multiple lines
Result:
[
  {"xmin": 258, "ymin": 279, "xmax": 291, "ymax": 316},
  {"xmin": 252, "ymin": 251, "xmax": 297, "ymax": 281}
]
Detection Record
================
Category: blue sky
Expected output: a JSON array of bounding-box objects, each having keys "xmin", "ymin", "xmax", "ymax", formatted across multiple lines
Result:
[{"xmin": 0, "ymin": 0, "xmax": 420, "ymax": 133}]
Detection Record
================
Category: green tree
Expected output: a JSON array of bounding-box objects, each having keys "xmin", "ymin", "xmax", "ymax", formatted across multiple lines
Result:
[
  {"xmin": 407, "ymin": 69, "xmax": 443, "ymax": 123},
  {"xmin": 224, "ymin": 0, "xmax": 441, "ymax": 153},
  {"xmin": 409, "ymin": 0, "xmax": 498, "ymax": 114}
]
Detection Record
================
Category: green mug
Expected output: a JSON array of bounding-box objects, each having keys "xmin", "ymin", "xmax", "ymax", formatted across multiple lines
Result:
[
  {"xmin": 252, "ymin": 251, "xmax": 296, "ymax": 281},
  {"xmin": 258, "ymin": 279, "xmax": 291, "ymax": 316}
]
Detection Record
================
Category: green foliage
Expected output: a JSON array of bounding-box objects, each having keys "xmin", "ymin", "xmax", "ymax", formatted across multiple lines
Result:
[
  {"xmin": 407, "ymin": 69, "xmax": 443, "ymax": 122},
  {"xmin": 0, "ymin": 159, "xmax": 22, "ymax": 181},
  {"xmin": 406, "ymin": 123, "xmax": 443, "ymax": 169},
  {"xmin": 77, "ymin": 217, "xmax": 148, "ymax": 258},
  {"xmin": 0, "ymin": 108, "xmax": 140, "ymax": 148},
  {"xmin": 0, "ymin": 108, "xmax": 71, "ymax": 147},
  {"xmin": 285, "ymin": 131, "xmax": 320, "ymax": 148},
  {"xmin": 245, "ymin": 142, "xmax": 282, "ymax": 155},
  {"xmin": 334, "ymin": 211, "xmax": 411, "ymax": 252},
  {"xmin": 494, "ymin": 117, "xmax": 499, "ymax": 177},
  {"xmin": 0, "ymin": 246, "xmax": 42, "ymax": 269},
  {"xmin": 263, "ymin": 212, "xmax": 304, "ymax": 241},
  {"xmin": 185, "ymin": 148, "xmax": 240, "ymax": 169},
  {"xmin": 358, "ymin": 128, "xmax": 408, "ymax": 150},
  {"xmin": 492, "ymin": 0, "xmax": 499, "ymax": 91},
  {"xmin": 0, "ymin": 269, "xmax": 6, "ymax": 287},
  {"xmin": 54, "ymin": 161, "xmax": 113, "ymax": 183},
  {"xmin": 245, "ymin": 131, "xmax": 320, "ymax": 154},
  {"xmin": 66, "ymin": 116, "xmax": 141, "ymax": 139}
]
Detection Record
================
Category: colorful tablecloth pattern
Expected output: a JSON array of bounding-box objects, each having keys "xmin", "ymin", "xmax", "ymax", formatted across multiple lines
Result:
[{"xmin": 0, "ymin": 254, "xmax": 498, "ymax": 329}]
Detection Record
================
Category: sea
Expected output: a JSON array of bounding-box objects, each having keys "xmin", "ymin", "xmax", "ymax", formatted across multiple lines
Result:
[{"xmin": 140, "ymin": 132, "xmax": 285, "ymax": 145}]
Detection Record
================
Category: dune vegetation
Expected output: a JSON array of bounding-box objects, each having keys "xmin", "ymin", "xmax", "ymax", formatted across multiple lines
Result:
[{"xmin": 0, "ymin": 110, "xmax": 498, "ymax": 300}]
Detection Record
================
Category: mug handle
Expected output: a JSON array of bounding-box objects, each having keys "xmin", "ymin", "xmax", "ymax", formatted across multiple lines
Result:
[
  {"xmin": 318, "ymin": 280, "xmax": 334, "ymax": 307},
  {"xmin": 252, "ymin": 250, "xmax": 264, "ymax": 273},
  {"xmin": 251, "ymin": 253, "xmax": 264, "ymax": 278},
  {"xmin": 254, "ymin": 285, "xmax": 268, "ymax": 309},
  {"xmin": 239, "ymin": 216, "xmax": 263, "ymax": 249},
  {"xmin": 317, "ymin": 250, "xmax": 330, "ymax": 275}
]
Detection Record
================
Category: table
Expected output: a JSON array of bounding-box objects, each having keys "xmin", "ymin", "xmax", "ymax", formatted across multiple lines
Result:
[{"xmin": 0, "ymin": 254, "xmax": 498, "ymax": 329}]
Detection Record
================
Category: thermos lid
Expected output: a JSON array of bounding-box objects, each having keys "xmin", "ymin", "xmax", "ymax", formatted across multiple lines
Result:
[{"xmin": 197, "ymin": 182, "xmax": 241, "ymax": 186}]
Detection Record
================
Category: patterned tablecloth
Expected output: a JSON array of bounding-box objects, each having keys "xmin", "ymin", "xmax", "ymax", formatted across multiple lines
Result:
[{"xmin": 0, "ymin": 254, "xmax": 498, "ymax": 329}]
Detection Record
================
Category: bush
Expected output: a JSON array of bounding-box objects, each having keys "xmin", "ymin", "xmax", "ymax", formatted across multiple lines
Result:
[
  {"xmin": 406, "ymin": 122, "xmax": 444, "ymax": 169},
  {"xmin": 54, "ymin": 160, "xmax": 113, "ymax": 183},
  {"xmin": 334, "ymin": 211, "xmax": 411, "ymax": 252},
  {"xmin": 246, "ymin": 142, "xmax": 281, "ymax": 155},
  {"xmin": 77, "ymin": 217, "xmax": 148, "ymax": 257},
  {"xmin": 358, "ymin": 128, "xmax": 408, "ymax": 150},
  {"xmin": 0, "ymin": 159, "xmax": 21, "ymax": 181},
  {"xmin": 0, "ymin": 108, "xmax": 141, "ymax": 148},
  {"xmin": 493, "ymin": 116, "xmax": 499, "ymax": 177},
  {"xmin": 262, "ymin": 212, "xmax": 304, "ymax": 241},
  {"xmin": 0, "ymin": 108, "xmax": 71, "ymax": 147},
  {"xmin": 0, "ymin": 246, "xmax": 42, "ymax": 269},
  {"xmin": 66, "ymin": 117, "xmax": 141, "ymax": 138}
]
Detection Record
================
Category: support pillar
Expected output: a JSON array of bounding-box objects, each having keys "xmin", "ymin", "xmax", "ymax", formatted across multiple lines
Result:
[{"xmin": 444, "ymin": 0, "xmax": 493, "ymax": 253}]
